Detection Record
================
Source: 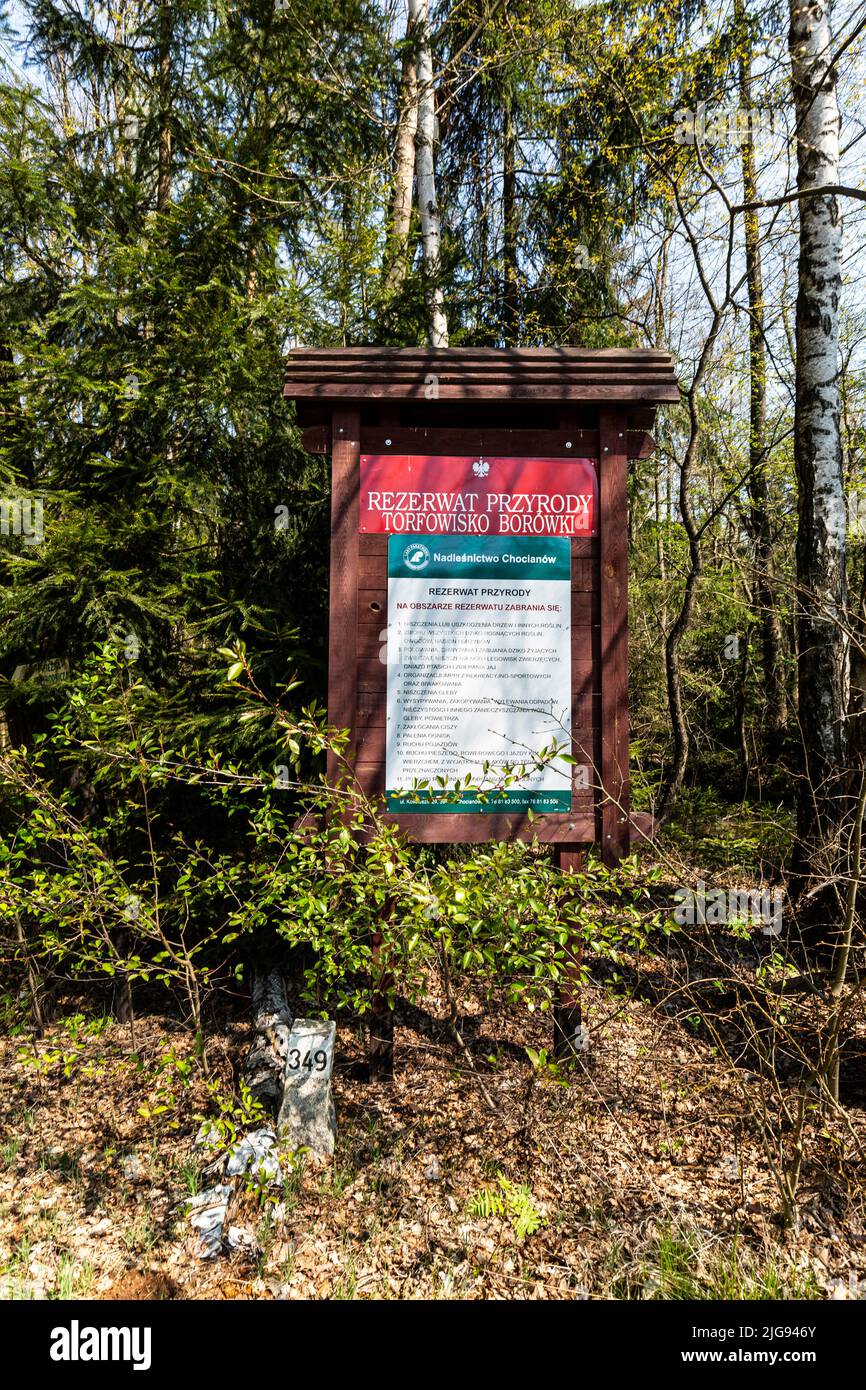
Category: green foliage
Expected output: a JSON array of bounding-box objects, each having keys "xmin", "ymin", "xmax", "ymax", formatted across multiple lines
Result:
[
  {"xmin": 615, "ymin": 1224, "xmax": 822, "ymax": 1301},
  {"xmin": 662, "ymin": 787, "xmax": 793, "ymax": 874},
  {"xmin": 0, "ymin": 642, "xmax": 664, "ymax": 1033},
  {"xmin": 467, "ymin": 1173, "xmax": 546, "ymax": 1238},
  {"xmin": 16, "ymin": 1012, "xmax": 111, "ymax": 1080},
  {"xmin": 524, "ymin": 1045, "xmax": 570, "ymax": 1086},
  {"xmin": 196, "ymin": 1078, "xmax": 271, "ymax": 1155}
]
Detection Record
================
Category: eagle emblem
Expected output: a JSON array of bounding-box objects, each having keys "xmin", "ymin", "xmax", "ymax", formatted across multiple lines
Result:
[{"xmin": 472, "ymin": 459, "xmax": 490, "ymax": 478}]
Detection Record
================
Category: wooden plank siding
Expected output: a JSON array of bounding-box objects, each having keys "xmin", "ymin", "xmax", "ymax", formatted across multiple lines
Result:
[{"xmin": 302, "ymin": 424, "xmax": 656, "ymax": 460}]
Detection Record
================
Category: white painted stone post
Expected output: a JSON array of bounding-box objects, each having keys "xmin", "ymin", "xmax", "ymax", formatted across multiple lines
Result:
[{"xmin": 277, "ymin": 1019, "xmax": 336, "ymax": 1160}]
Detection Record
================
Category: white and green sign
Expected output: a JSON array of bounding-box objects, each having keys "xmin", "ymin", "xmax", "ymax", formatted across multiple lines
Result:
[{"xmin": 386, "ymin": 535, "xmax": 572, "ymax": 812}]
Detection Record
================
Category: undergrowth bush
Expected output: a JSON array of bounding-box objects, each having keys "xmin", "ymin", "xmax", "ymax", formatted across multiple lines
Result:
[{"xmin": 0, "ymin": 645, "xmax": 664, "ymax": 1051}]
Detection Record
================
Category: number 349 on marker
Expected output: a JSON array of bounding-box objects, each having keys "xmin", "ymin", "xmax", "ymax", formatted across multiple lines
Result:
[{"xmin": 287, "ymin": 1048, "xmax": 330, "ymax": 1075}]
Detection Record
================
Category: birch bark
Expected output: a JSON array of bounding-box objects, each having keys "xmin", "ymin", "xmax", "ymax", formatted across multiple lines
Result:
[
  {"xmin": 409, "ymin": 0, "xmax": 449, "ymax": 346},
  {"xmin": 383, "ymin": 7, "xmax": 418, "ymax": 296},
  {"xmin": 787, "ymin": 0, "xmax": 847, "ymax": 854}
]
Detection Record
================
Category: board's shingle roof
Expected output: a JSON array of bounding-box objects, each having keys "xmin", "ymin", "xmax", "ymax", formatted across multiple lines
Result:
[{"xmin": 284, "ymin": 347, "xmax": 680, "ymax": 405}]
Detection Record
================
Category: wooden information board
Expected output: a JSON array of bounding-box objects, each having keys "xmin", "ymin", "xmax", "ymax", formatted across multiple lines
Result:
[
  {"xmin": 384, "ymin": 531, "xmax": 574, "ymax": 814},
  {"xmin": 284, "ymin": 347, "xmax": 678, "ymax": 865}
]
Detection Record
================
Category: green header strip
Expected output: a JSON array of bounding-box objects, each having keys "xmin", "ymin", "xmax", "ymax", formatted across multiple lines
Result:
[{"xmin": 388, "ymin": 534, "xmax": 571, "ymax": 581}]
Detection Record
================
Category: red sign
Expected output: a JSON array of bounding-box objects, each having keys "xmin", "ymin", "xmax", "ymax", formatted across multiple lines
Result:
[{"xmin": 359, "ymin": 454, "xmax": 597, "ymax": 537}]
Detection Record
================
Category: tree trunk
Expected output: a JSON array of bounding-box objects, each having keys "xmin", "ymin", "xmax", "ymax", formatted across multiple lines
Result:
[
  {"xmin": 738, "ymin": 0, "xmax": 787, "ymax": 737},
  {"xmin": 15, "ymin": 914, "xmax": 46, "ymax": 1033},
  {"xmin": 787, "ymin": 0, "xmax": 847, "ymax": 881},
  {"xmin": 653, "ymin": 217, "xmax": 670, "ymax": 626},
  {"xmin": 383, "ymin": 11, "xmax": 418, "ymax": 296},
  {"xmin": 409, "ymin": 0, "xmax": 448, "ymax": 346},
  {"xmin": 157, "ymin": 4, "xmax": 172, "ymax": 212},
  {"xmin": 658, "ymin": 449, "xmax": 702, "ymax": 820},
  {"xmin": 502, "ymin": 84, "xmax": 518, "ymax": 344},
  {"xmin": 244, "ymin": 967, "xmax": 292, "ymax": 1110},
  {"xmin": 848, "ymin": 544, "xmax": 866, "ymax": 768},
  {"xmin": 657, "ymin": 294, "xmax": 726, "ymax": 820}
]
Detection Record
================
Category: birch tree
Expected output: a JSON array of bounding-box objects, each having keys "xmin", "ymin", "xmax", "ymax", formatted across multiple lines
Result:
[
  {"xmin": 409, "ymin": 0, "xmax": 449, "ymax": 345},
  {"xmin": 787, "ymin": 0, "xmax": 847, "ymax": 875},
  {"xmin": 383, "ymin": 5, "xmax": 418, "ymax": 296}
]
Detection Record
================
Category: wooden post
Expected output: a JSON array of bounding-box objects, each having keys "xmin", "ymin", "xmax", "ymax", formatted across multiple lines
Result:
[
  {"xmin": 553, "ymin": 847, "xmax": 584, "ymax": 1059},
  {"xmin": 327, "ymin": 409, "xmax": 397, "ymax": 1081},
  {"xmin": 598, "ymin": 408, "xmax": 630, "ymax": 867},
  {"xmin": 552, "ymin": 410, "xmax": 629, "ymax": 1059},
  {"xmin": 368, "ymin": 925, "xmax": 394, "ymax": 1081},
  {"xmin": 327, "ymin": 408, "xmax": 361, "ymax": 783}
]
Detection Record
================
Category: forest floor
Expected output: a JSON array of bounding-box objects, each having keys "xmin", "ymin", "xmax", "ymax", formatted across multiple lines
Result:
[{"xmin": 2, "ymin": 802, "xmax": 866, "ymax": 1300}]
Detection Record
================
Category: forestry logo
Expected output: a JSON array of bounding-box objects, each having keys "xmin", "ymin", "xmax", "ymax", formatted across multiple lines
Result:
[
  {"xmin": 50, "ymin": 1319, "xmax": 152, "ymax": 1371},
  {"xmin": 472, "ymin": 459, "xmax": 490, "ymax": 478},
  {"xmin": 403, "ymin": 541, "xmax": 431, "ymax": 571}
]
